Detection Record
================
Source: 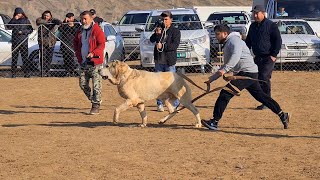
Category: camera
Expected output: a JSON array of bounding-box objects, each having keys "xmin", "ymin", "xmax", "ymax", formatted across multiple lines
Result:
[{"xmin": 155, "ymin": 18, "xmax": 165, "ymax": 29}]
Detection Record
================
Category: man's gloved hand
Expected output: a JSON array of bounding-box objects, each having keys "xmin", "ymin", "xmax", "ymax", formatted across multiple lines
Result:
[{"xmin": 204, "ymin": 80, "xmax": 211, "ymax": 93}]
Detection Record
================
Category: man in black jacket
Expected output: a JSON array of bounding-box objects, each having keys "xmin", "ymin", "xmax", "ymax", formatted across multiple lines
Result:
[
  {"xmin": 150, "ymin": 11, "xmax": 181, "ymax": 112},
  {"xmin": 245, "ymin": 5, "xmax": 282, "ymax": 110},
  {"xmin": 58, "ymin": 13, "xmax": 81, "ymax": 76},
  {"xmin": 7, "ymin": 7, "xmax": 33, "ymax": 78},
  {"xmin": 90, "ymin": 9, "xmax": 104, "ymax": 25}
]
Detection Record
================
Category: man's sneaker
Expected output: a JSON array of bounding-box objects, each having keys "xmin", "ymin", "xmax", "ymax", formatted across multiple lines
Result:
[
  {"xmin": 201, "ymin": 119, "xmax": 218, "ymax": 130},
  {"xmin": 157, "ymin": 104, "xmax": 164, "ymax": 112},
  {"xmin": 280, "ymin": 112, "xmax": 290, "ymax": 129},
  {"xmin": 174, "ymin": 105, "xmax": 180, "ymax": 113},
  {"xmin": 89, "ymin": 103, "xmax": 100, "ymax": 115},
  {"xmin": 256, "ymin": 104, "xmax": 268, "ymax": 110}
]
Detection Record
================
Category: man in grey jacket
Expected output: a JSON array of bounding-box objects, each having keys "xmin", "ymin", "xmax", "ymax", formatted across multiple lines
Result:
[{"xmin": 201, "ymin": 24, "xmax": 290, "ymax": 130}]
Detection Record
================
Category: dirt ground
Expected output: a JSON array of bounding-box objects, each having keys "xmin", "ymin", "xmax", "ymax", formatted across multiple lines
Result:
[{"xmin": 0, "ymin": 71, "xmax": 319, "ymax": 179}]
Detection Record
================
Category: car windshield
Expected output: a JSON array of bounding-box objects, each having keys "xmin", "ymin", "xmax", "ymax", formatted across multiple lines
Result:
[
  {"xmin": 119, "ymin": 13, "xmax": 149, "ymax": 25},
  {"xmin": 145, "ymin": 14, "xmax": 202, "ymax": 31},
  {"xmin": 276, "ymin": 21, "xmax": 315, "ymax": 35},
  {"xmin": 277, "ymin": 0, "xmax": 320, "ymax": 19},
  {"xmin": 207, "ymin": 13, "xmax": 248, "ymax": 24}
]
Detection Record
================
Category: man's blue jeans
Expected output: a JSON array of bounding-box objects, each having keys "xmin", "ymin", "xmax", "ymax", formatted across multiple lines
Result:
[{"xmin": 155, "ymin": 64, "xmax": 180, "ymax": 107}]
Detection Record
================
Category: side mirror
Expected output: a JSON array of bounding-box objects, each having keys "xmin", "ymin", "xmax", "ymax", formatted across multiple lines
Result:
[
  {"xmin": 112, "ymin": 21, "xmax": 119, "ymax": 25},
  {"xmin": 135, "ymin": 25, "xmax": 145, "ymax": 32},
  {"xmin": 107, "ymin": 35, "xmax": 116, "ymax": 41},
  {"xmin": 203, "ymin": 22, "xmax": 214, "ymax": 28}
]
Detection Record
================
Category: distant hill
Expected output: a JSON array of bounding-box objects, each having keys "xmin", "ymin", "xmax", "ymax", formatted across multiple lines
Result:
[{"xmin": 0, "ymin": 0, "xmax": 252, "ymax": 26}]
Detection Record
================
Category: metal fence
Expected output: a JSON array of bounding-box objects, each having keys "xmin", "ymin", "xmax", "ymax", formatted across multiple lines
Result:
[{"xmin": 0, "ymin": 20, "xmax": 320, "ymax": 78}]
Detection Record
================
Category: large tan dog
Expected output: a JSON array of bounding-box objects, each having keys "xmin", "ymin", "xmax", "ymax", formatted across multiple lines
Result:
[{"xmin": 100, "ymin": 60, "xmax": 202, "ymax": 128}]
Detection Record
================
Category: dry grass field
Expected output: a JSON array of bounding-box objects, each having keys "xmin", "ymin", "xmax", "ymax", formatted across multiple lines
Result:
[{"xmin": 0, "ymin": 71, "xmax": 319, "ymax": 179}]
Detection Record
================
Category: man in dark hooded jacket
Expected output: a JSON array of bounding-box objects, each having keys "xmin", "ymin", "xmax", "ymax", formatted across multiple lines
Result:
[{"xmin": 7, "ymin": 7, "xmax": 33, "ymax": 78}]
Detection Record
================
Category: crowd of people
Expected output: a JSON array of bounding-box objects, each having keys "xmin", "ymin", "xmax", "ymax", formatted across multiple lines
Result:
[{"xmin": 6, "ymin": 7, "xmax": 104, "ymax": 78}]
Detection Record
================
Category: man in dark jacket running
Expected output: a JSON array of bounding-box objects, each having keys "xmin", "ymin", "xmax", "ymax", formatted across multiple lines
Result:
[{"xmin": 7, "ymin": 7, "xmax": 33, "ymax": 78}]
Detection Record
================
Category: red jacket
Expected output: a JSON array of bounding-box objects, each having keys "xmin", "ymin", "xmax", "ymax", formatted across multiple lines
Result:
[{"xmin": 74, "ymin": 23, "xmax": 106, "ymax": 65}]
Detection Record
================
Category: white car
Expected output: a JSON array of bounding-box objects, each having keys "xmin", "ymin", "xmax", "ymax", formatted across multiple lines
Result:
[
  {"xmin": 0, "ymin": 27, "xmax": 39, "ymax": 66},
  {"xmin": 50, "ymin": 22, "xmax": 125, "ymax": 69},
  {"xmin": 113, "ymin": 10, "xmax": 151, "ymax": 59},
  {"xmin": 272, "ymin": 19, "xmax": 320, "ymax": 63},
  {"xmin": 0, "ymin": 22, "xmax": 125, "ymax": 70},
  {"xmin": 137, "ymin": 8, "xmax": 210, "ymax": 72}
]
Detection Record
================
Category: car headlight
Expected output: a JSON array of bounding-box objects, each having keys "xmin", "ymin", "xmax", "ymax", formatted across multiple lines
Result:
[
  {"xmin": 190, "ymin": 35, "xmax": 208, "ymax": 44},
  {"xmin": 141, "ymin": 39, "xmax": 154, "ymax": 46},
  {"xmin": 281, "ymin": 44, "xmax": 286, "ymax": 49},
  {"xmin": 309, "ymin": 44, "xmax": 320, "ymax": 49}
]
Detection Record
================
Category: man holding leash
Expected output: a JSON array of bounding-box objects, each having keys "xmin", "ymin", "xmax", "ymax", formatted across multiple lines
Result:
[
  {"xmin": 74, "ymin": 10, "xmax": 106, "ymax": 115},
  {"xmin": 201, "ymin": 24, "xmax": 290, "ymax": 130}
]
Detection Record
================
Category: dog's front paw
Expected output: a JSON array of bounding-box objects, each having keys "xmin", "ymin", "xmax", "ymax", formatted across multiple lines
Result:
[
  {"xmin": 195, "ymin": 123, "xmax": 202, "ymax": 128},
  {"xmin": 138, "ymin": 124, "xmax": 147, "ymax": 127},
  {"xmin": 113, "ymin": 121, "xmax": 118, "ymax": 125}
]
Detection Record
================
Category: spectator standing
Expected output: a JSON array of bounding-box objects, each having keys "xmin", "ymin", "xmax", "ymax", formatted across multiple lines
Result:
[
  {"xmin": 36, "ymin": 10, "xmax": 62, "ymax": 76},
  {"xmin": 58, "ymin": 12, "xmax": 81, "ymax": 76},
  {"xmin": 74, "ymin": 11, "xmax": 106, "ymax": 115},
  {"xmin": 89, "ymin": 9, "xmax": 104, "ymax": 25},
  {"xmin": 7, "ymin": 7, "xmax": 33, "ymax": 78},
  {"xmin": 245, "ymin": 5, "xmax": 282, "ymax": 110},
  {"xmin": 150, "ymin": 11, "xmax": 181, "ymax": 112}
]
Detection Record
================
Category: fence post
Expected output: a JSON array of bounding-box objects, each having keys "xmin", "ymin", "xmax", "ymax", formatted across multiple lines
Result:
[{"xmin": 40, "ymin": 25, "xmax": 44, "ymax": 77}]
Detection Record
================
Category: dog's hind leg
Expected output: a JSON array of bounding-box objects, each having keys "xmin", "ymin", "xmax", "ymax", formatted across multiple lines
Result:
[
  {"xmin": 180, "ymin": 100, "xmax": 202, "ymax": 128},
  {"xmin": 137, "ymin": 103, "xmax": 147, "ymax": 127},
  {"xmin": 113, "ymin": 100, "xmax": 133, "ymax": 124},
  {"xmin": 158, "ymin": 97, "xmax": 179, "ymax": 124}
]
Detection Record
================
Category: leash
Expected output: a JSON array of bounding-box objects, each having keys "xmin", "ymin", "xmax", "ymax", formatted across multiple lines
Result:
[
  {"xmin": 176, "ymin": 72, "xmax": 207, "ymax": 91},
  {"xmin": 174, "ymin": 73, "xmax": 266, "ymax": 112}
]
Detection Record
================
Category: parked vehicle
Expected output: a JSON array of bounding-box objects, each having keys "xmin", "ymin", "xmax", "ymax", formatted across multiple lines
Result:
[
  {"xmin": 136, "ymin": 8, "xmax": 210, "ymax": 72},
  {"xmin": 206, "ymin": 11, "xmax": 251, "ymax": 59},
  {"xmin": 192, "ymin": 6, "xmax": 252, "ymax": 23},
  {"xmin": 113, "ymin": 10, "xmax": 151, "ymax": 60},
  {"xmin": 0, "ymin": 13, "xmax": 11, "ymax": 30},
  {"xmin": 0, "ymin": 27, "xmax": 38, "ymax": 66},
  {"xmin": 271, "ymin": 19, "xmax": 320, "ymax": 63},
  {"xmin": 252, "ymin": 0, "xmax": 320, "ymax": 37}
]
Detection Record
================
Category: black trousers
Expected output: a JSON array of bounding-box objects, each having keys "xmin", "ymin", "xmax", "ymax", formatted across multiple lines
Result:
[
  {"xmin": 213, "ymin": 72, "xmax": 282, "ymax": 121},
  {"xmin": 254, "ymin": 56, "xmax": 275, "ymax": 97},
  {"xmin": 11, "ymin": 41, "xmax": 30, "ymax": 74},
  {"xmin": 39, "ymin": 45, "xmax": 54, "ymax": 75}
]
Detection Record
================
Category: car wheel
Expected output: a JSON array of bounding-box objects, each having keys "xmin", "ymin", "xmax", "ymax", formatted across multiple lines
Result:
[
  {"xmin": 103, "ymin": 53, "xmax": 109, "ymax": 67},
  {"xmin": 121, "ymin": 48, "xmax": 125, "ymax": 61},
  {"xmin": 29, "ymin": 50, "xmax": 40, "ymax": 71}
]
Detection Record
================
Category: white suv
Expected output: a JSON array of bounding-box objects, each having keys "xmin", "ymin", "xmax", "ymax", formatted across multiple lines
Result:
[
  {"xmin": 137, "ymin": 8, "xmax": 210, "ymax": 72},
  {"xmin": 271, "ymin": 19, "xmax": 320, "ymax": 64},
  {"xmin": 113, "ymin": 10, "xmax": 151, "ymax": 59}
]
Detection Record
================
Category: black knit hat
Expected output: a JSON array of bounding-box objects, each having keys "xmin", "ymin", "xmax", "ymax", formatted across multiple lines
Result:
[
  {"xmin": 14, "ymin": 7, "xmax": 24, "ymax": 15},
  {"xmin": 66, "ymin": 12, "xmax": 74, "ymax": 18}
]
